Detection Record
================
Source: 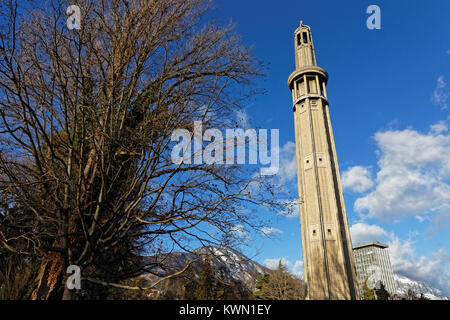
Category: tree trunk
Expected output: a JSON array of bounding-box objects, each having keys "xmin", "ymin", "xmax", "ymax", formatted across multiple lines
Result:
[
  {"xmin": 31, "ymin": 251, "xmax": 65, "ymax": 300},
  {"xmin": 62, "ymin": 283, "xmax": 75, "ymax": 300}
]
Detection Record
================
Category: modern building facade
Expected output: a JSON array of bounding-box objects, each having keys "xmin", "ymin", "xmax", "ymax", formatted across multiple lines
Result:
[
  {"xmin": 353, "ymin": 242, "xmax": 397, "ymax": 298},
  {"xmin": 288, "ymin": 21, "xmax": 359, "ymax": 300}
]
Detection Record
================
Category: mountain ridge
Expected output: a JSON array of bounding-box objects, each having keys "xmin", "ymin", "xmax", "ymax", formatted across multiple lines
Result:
[
  {"xmin": 141, "ymin": 245, "xmax": 449, "ymax": 300},
  {"xmin": 141, "ymin": 245, "xmax": 271, "ymax": 290},
  {"xmin": 394, "ymin": 273, "xmax": 449, "ymax": 300}
]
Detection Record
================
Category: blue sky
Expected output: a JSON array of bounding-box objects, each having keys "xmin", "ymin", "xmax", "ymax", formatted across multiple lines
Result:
[{"xmin": 209, "ymin": 0, "xmax": 450, "ymax": 295}]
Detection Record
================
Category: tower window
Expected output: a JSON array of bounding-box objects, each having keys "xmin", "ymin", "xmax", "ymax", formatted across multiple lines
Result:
[
  {"xmin": 302, "ymin": 32, "xmax": 308, "ymax": 44},
  {"xmin": 297, "ymin": 78, "xmax": 306, "ymax": 96},
  {"xmin": 307, "ymin": 77, "xmax": 317, "ymax": 94},
  {"xmin": 297, "ymin": 33, "xmax": 301, "ymax": 46}
]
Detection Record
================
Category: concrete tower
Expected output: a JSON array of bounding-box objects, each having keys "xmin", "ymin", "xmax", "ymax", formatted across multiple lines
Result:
[{"xmin": 287, "ymin": 21, "xmax": 359, "ymax": 300}]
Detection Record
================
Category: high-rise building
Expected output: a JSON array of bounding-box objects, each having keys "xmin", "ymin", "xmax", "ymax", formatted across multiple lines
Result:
[
  {"xmin": 353, "ymin": 242, "xmax": 397, "ymax": 299},
  {"xmin": 288, "ymin": 21, "xmax": 359, "ymax": 300}
]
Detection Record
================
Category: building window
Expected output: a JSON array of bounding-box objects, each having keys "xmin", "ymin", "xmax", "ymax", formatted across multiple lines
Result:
[
  {"xmin": 307, "ymin": 76, "xmax": 317, "ymax": 94},
  {"xmin": 302, "ymin": 32, "xmax": 308, "ymax": 44},
  {"xmin": 297, "ymin": 78, "xmax": 306, "ymax": 96},
  {"xmin": 297, "ymin": 33, "xmax": 301, "ymax": 46}
]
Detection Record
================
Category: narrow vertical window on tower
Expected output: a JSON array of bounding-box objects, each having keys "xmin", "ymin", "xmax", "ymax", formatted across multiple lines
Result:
[
  {"xmin": 302, "ymin": 32, "xmax": 308, "ymax": 44},
  {"xmin": 297, "ymin": 78, "xmax": 305, "ymax": 97},
  {"xmin": 307, "ymin": 76, "xmax": 317, "ymax": 94},
  {"xmin": 297, "ymin": 33, "xmax": 301, "ymax": 46}
]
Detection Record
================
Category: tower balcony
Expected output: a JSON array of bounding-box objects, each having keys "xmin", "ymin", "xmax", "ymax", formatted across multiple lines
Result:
[
  {"xmin": 288, "ymin": 66, "xmax": 328, "ymax": 90},
  {"xmin": 288, "ymin": 66, "xmax": 329, "ymax": 106}
]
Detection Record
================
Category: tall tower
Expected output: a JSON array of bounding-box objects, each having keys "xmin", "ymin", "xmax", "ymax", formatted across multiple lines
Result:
[{"xmin": 288, "ymin": 21, "xmax": 359, "ymax": 300}]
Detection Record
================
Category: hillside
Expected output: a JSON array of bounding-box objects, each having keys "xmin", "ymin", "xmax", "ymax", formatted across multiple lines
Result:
[
  {"xmin": 141, "ymin": 245, "xmax": 270, "ymax": 293},
  {"xmin": 141, "ymin": 246, "xmax": 449, "ymax": 300},
  {"xmin": 395, "ymin": 274, "xmax": 449, "ymax": 300}
]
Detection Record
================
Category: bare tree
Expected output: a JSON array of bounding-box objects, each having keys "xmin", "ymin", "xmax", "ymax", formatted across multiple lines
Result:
[{"xmin": 0, "ymin": 0, "xmax": 280, "ymax": 299}]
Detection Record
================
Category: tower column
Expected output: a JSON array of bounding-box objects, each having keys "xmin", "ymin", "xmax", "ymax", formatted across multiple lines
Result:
[{"xmin": 288, "ymin": 21, "xmax": 359, "ymax": 300}]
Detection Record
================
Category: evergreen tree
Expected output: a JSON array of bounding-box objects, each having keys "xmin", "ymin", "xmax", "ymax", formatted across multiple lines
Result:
[
  {"xmin": 363, "ymin": 279, "xmax": 376, "ymax": 300},
  {"xmin": 375, "ymin": 282, "xmax": 390, "ymax": 300},
  {"xmin": 252, "ymin": 261, "xmax": 305, "ymax": 300},
  {"xmin": 215, "ymin": 280, "xmax": 232, "ymax": 300},
  {"xmin": 195, "ymin": 260, "xmax": 216, "ymax": 300},
  {"xmin": 252, "ymin": 274, "xmax": 271, "ymax": 300},
  {"xmin": 419, "ymin": 293, "xmax": 429, "ymax": 300}
]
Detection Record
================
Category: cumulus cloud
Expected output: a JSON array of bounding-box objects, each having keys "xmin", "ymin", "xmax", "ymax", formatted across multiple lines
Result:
[
  {"xmin": 354, "ymin": 124, "xmax": 450, "ymax": 223},
  {"xmin": 261, "ymin": 226, "xmax": 283, "ymax": 236},
  {"xmin": 264, "ymin": 257, "xmax": 303, "ymax": 278},
  {"xmin": 431, "ymin": 76, "xmax": 449, "ymax": 110},
  {"xmin": 430, "ymin": 204, "xmax": 450, "ymax": 232},
  {"xmin": 235, "ymin": 109, "xmax": 251, "ymax": 128},
  {"xmin": 342, "ymin": 166, "xmax": 374, "ymax": 193},
  {"xmin": 275, "ymin": 141, "xmax": 297, "ymax": 184},
  {"xmin": 264, "ymin": 257, "xmax": 290, "ymax": 269},
  {"xmin": 256, "ymin": 140, "xmax": 296, "ymax": 182},
  {"xmin": 430, "ymin": 121, "xmax": 448, "ymax": 134},
  {"xmin": 230, "ymin": 224, "xmax": 249, "ymax": 240},
  {"xmin": 292, "ymin": 260, "xmax": 304, "ymax": 278},
  {"xmin": 350, "ymin": 222, "xmax": 388, "ymax": 245},
  {"xmin": 277, "ymin": 199, "xmax": 300, "ymax": 218},
  {"xmin": 388, "ymin": 236, "xmax": 450, "ymax": 296}
]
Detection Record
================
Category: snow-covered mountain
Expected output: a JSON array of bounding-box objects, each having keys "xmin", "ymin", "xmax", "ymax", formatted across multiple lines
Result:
[
  {"xmin": 395, "ymin": 274, "xmax": 449, "ymax": 300},
  {"xmin": 195, "ymin": 245, "xmax": 270, "ymax": 287},
  {"xmin": 141, "ymin": 245, "xmax": 270, "ymax": 290},
  {"xmin": 143, "ymin": 246, "xmax": 450, "ymax": 300}
]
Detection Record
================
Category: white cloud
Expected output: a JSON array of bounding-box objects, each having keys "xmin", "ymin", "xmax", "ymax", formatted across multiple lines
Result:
[
  {"xmin": 277, "ymin": 199, "xmax": 299, "ymax": 218},
  {"xmin": 256, "ymin": 140, "xmax": 296, "ymax": 181},
  {"xmin": 431, "ymin": 76, "xmax": 449, "ymax": 110},
  {"xmin": 350, "ymin": 222, "xmax": 388, "ymax": 245},
  {"xmin": 263, "ymin": 257, "xmax": 303, "ymax": 278},
  {"xmin": 292, "ymin": 260, "xmax": 304, "ymax": 278},
  {"xmin": 415, "ymin": 215, "xmax": 424, "ymax": 223},
  {"xmin": 342, "ymin": 166, "xmax": 374, "ymax": 193},
  {"xmin": 432, "ymin": 204, "xmax": 450, "ymax": 231},
  {"xmin": 261, "ymin": 226, "xmax": 283, "ymax": 236},
  {"xmin": 235, "ymin": 109, "xmax": 251, "ymax": 128},
  {"xmin": 354, "ymin": 125, "xmax": 450, "ymax": 223},
  {"xmin": 275, "ymin": 141, "xmax": 297, "ymax": 184},
  {"xmin": 388, "ymin": 236, "xmax": 450, "ymax": 296},
  {"xmin": 264, "ymin": 257, "xmax": 291, "ymax": 270},
  {"xmin": 230, "ymin": 224, "xmax": 249, "ymax": 240},
  {"xmin": 430, "ymin": 121, "xmax": 448, "ymax": 134}
]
